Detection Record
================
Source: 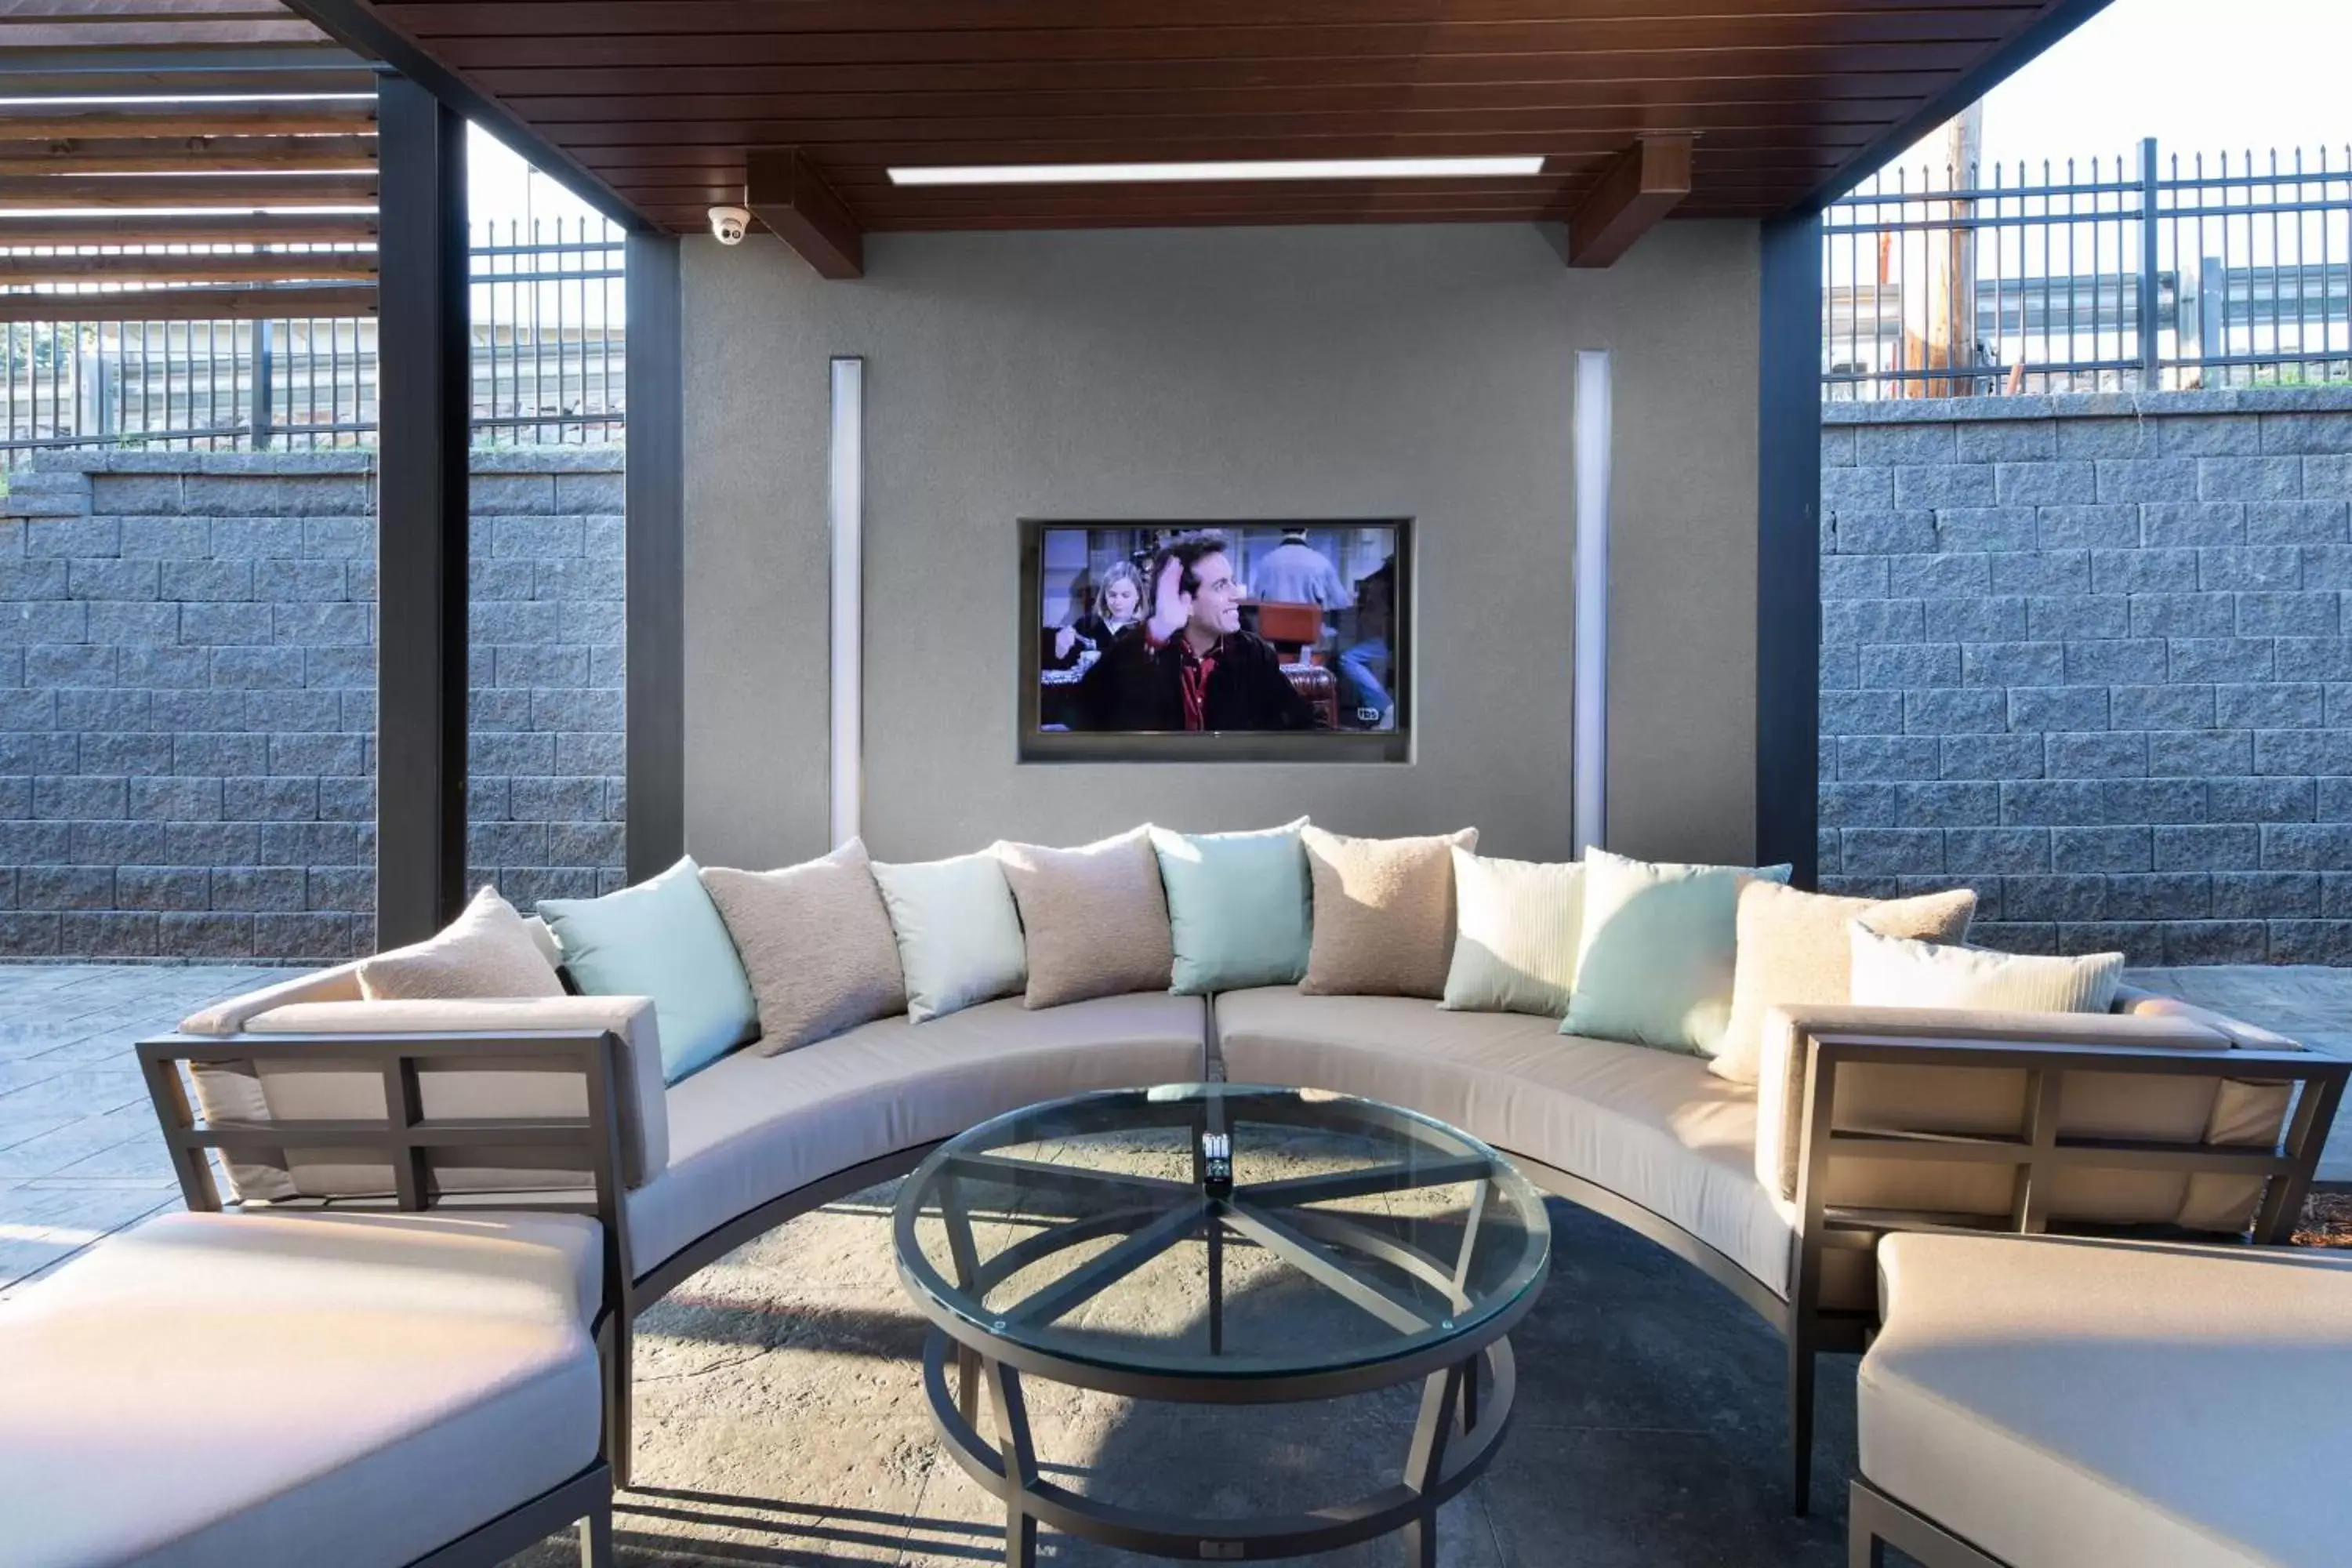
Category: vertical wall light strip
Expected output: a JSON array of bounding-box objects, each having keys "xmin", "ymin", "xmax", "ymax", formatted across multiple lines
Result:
[
  {"xmin": 828, "ymin": 357, "xmax": 865, "ymax": 848},
  {"xmin": 1572, "ymin": 350, "xmax": 1613, "ymax": 857}
]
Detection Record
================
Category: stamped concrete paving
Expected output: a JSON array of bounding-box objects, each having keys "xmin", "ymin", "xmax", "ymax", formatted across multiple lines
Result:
[{"xmin": 3, "ymin": 960, "xmax": 2347, "ymax": 1565}]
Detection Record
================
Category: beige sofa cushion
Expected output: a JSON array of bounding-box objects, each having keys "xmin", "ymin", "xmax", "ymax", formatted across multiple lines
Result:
[
  {"xmin": 1711, "ymin": 882, "xmax": 1975, "ymax": 1084},
  {"xmin": 629, "ymin": 991, "xmax": 1207, "ymax": 1275},
  {"xmin": 1299, "ymin": 826, "xmax": 1477, "ymax": 999},
  {"xmin": 186, "ymin": 995, "xmax": 670, "ymax": 1203},
  {"xmin": 1752, "ymin": 1000, "xmax": 2284, "ymax": 1233},
  {"xmin": 355, "ymin": 887, "xmax": 565, "ymax": 1002},
  {"xmin": 702, "ymin": 841, "xmax": 907, "ymax": 1054},
  {"xmin": 995, "ymin": 827, "xmax": 1175, "ymax": 1009},
  {"xmin": 0, "ymin": 1209, "xmax": 601, "ymax": 1568},
  {"xmin": 1861, "ymin": 1232, "xmax": 2352, "ymax": 1568},
  {"xmin": 1214, "ymin": 986, "xmax": 1791, "ymax": 1298}
]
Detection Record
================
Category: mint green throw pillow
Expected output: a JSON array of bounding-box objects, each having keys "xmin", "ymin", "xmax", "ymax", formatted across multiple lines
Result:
[
  {"xmin": 1561, "ymin": 849, "xmax": 1792, "ymax": 1055},
  {"xmin": 1151, "ymin": 819, "xmax": 1312, "ymax": 995},
  {"xmin": 538, "ymin": 856, "xmax": 758, "ymax": 1084}
]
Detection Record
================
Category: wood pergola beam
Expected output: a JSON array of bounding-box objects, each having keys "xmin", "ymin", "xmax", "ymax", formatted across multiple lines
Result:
[
  {"xmin": 746, "ymin": 147, "xmax": 862, "ymax": 279},
  {"xmin": 0, "ymin": 212, "xmax": 378, "ymax": 245},
  {"xmin": 0, "ymin": 135, "xmax": 377, "ymax": 175},
  {"xmin": 0, "ymin": 171, "xmax": 376, "ymax": 207},
  {"xmin": 0, "ymin": 107, "xmax": 377, "ymax": 138},
  {"xmin": 0, "ymin": 282, "xmax": 373, "ymax": 321},
  {"xmin": 0, "ymin": 251, "xmax": 376, "ymax": 285},
  {"xmin": 1566, "ymin": 135, "xmax": 1692, "ymax": 268}
]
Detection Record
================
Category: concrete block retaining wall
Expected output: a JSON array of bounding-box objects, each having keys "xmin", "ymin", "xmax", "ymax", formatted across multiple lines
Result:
[
  {"xmin": 1822, "ymin": 388, "xmax": 2352, "ymax": 965},
  {"xmin": 0, "ymin": 448, "xmax": 624, "ymax": 962}
]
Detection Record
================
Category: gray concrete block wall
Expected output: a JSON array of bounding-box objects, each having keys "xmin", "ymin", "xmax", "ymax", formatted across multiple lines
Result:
[
  {"xmin": 0, "ymin": 448, "xmax": 624, "ymax": 962},
  {"xmin": 1822, "ymin": 389, "xmax": 2352, "ymax": 965}
]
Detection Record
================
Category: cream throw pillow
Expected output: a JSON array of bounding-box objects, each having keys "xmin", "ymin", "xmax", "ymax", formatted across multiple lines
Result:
[
  {"xmin": 1708, "ymin": 882, "xmax": 1977, "ymax": 1084},
  {"xmin": 871, "ymin": 851, "xmax": 1028, "ymax": 1023},
  {"xmin": 1439, "ymin": 849, "xmax": 1582, "ymax": 1017},
  {"xmin": 701, "ymin": 840, "xmax": 908, "ymax": 1054},
  {"xmin": 356, "ymin": 885, "xmax": 564, "ymax": 1001},
  {"xmin": 996, "ymin": 827, "xmax": 1174, "ymax": 1009},
  {"xmin": 1300, "ymin": 826, "xmax": 1478, "ymax": 998},
  {"xmin": 1848, "ymin": 926, "xmax": 2125, "ymax": 1014}
]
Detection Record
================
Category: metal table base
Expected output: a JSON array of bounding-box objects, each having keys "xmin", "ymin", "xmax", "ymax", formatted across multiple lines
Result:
[{"xmin": 920, "ymin": 1329, "xmax": 1519, "ymax": 1566}]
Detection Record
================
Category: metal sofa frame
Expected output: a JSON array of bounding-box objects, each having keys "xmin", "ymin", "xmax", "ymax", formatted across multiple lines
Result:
[
  {"xmin": 1847, "ymin": 1477, "xmax": 2014, "ymax": 1568},
  {"xmin": 140, "ymin": 1007, "xmax": 2347, "ymax": 1524},
  {"xmin": 136, "ymin": 1028, "xmax": 624, "ymax": 1568}
]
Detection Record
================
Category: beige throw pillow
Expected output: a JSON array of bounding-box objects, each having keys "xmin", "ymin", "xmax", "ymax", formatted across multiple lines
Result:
[
  {"xmin": 701, "ymin": 840, "xmax": 907, "ymax": 1054},
  {"xmin": 1300, "ymin": 826, "xmax": 1478, "ymax": 998},
  {"xmin": 356, "ymin": 885, "xmax": 564, "ymax": 1001},
  {"xmin": 1849, "ymin": 926, "xmax": 2124, "ymax": 1014},
  {"xmin": 996, "ymin": 827, "xmax": 1174, "ymax": 1009},
  {"xmin": 1710, "ymin": 882, "xmax": 1978, "ymax": 1084}
]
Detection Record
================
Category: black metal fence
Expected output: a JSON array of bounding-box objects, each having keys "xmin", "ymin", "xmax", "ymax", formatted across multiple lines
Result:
[
  {"xmin": 1824, "ymin": 140, "xmax": 2352, "ymax": 399},
  {"xmin": 1, "ymin": 215, "xmax": 623, "ymax": 463}
]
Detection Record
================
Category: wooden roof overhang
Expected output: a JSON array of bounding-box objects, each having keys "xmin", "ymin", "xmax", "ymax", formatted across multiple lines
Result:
[
  {"xmin": 280, "ymin": 0, "xmax": 2111, "ymax": 279},
  {"xmin": 0, "ymin": 1, "xmax": 380, "ymax": 321}
]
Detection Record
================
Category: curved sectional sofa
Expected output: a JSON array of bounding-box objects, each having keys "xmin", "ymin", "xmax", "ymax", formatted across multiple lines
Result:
[{"xmin": 148, "ymin": 909, "xmax": 2344, "ymax": 1516}]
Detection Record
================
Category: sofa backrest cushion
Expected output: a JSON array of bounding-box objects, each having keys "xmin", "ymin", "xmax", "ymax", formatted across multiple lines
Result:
[
  {"xmin": 1439, "ymin": 848, "xmax": 1583, "ymax": 1018},
  {"xmin": 1152, "ymin": 820, "xmax": 1312, "ymax": 995},
  {"xmin": 539, "ymin": 855, "xmax": 758, "ymax": 1083},
  {"xmin": 702, "ymin": 840, "xmax": 906, "ymax": 1054},
  {"xmin": 355, "ymin": 886, "xmax": 565, "ymax": 1003},
  {"xmin": 997, "ymin": 826, "xmax": 1175, "ymax": 1009},
  {"xmin": 1298, "ymin": 826, "xmax": 1477, "ymax": 999},
  {"xmin": 184, "ymin": 995, "xmax": 671, "ymax": 1203},
  {"xmin": 1711, "ymin": 883, "xmax": 1976, "ymax": 1085},
  {"xmin": 1562, "ymin": 850, "xmax": 1791, "ymax": 1057},
  {"xmin": 871, "ymin": 849, "xmax": 1029, "ymax": 1022}
]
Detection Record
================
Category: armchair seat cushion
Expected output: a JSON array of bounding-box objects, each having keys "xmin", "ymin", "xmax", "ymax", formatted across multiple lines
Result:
[
  {"xmin": 0, "ymin": 1210, "xmax": 602, "ymax": 1568},
  {"xmin": 1214, "ymin": 987, "xmax": 1790, "ymax": 1296},
  {"xmin": 628, "ymin": 991, "xmax": 1207, "ymax": 1276},
  {"xmin": 1860, "ymin": 1232, "xmax": 2352, "ymax": 1568}
]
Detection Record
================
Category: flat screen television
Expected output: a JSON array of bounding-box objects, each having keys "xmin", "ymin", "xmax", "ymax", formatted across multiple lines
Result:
[{"xmin": 1019, "ymin": 518, "xmax": 1410, "ymax": 764}]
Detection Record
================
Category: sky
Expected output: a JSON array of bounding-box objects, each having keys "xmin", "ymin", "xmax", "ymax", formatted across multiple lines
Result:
[{"xmin": 1886, "ymin": 0, "xmax": 2352, "ymax": 182}]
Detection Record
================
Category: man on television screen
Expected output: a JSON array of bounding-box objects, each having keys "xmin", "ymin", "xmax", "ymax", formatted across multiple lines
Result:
[{"xmin": 1076, "ymin": 531, "xmax": 1327, "ymax": 732}]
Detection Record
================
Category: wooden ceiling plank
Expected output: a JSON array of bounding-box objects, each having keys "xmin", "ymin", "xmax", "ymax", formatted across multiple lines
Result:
[
  {"xmin": 0, "ymin": 171, "xmax": 377, "ymax": 207},
  {"xmin": 0, "ymin": 135, "xmax": 379, "ymax": 175},
  {"xmin": 0, "ymin": 211, "xmax": 377, "ymax": 243},
  {"xmin": 1566, "ymin": 135, "xmax": 1692, "ymax": 267},
  {"xmin": 0, "ymin": 281, "xmax": 372, "ymax": 321},
  {"xmin": 744, "ymin": 147, "xmax": 862, "ymax": 279},
  {"xmin": 0, "ymin": 250, "xmax": 376, "ymax": 284},
  {"xmin": 0, "ymin": 107, "xmax": 378, "ymax": 137},
  {"xmin": 0, "ymin": 69, "xmax": 379, "ymax": 96}
]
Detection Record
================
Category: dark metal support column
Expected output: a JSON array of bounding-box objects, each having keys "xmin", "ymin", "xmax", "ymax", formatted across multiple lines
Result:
[
  {"xmin": 624, "ymin": 233, "xmax": 685, "ymax": 881},
  {"xmin": 375, "ymin": 74, "xmax": 469, "ymax": 946},
  {"xmin": 1755, "ymin": 212, "xmax": 1823, "ymax": 886}
]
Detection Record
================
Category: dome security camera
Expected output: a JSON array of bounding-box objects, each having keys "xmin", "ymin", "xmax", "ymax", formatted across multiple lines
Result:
[{"xmin": 708, "ymin": 205, "xmax": 751, "ymax": 245}]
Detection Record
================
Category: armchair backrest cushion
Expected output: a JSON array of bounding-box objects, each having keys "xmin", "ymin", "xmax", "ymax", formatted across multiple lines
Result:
[
  {"xmin": 1754, "ymin": 1000, "xmax": 2296, "ymax": 1234},
  {"xmin": 181, "ymin": 995, "xmax": 670, "ymax": 1203}
]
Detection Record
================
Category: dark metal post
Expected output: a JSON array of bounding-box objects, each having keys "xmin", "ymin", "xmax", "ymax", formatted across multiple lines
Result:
[
  {"xmin": 1755, "ymin": 212, "xmax": 1824, "ymax": 886},
  {"xmin": 2138, "ymin": 136, "xmax": 2161, "ymax": 390},
  {"xmin": 622, "ymin": 232, "xmax": 684, "ymax": 881},
  {"xmin": 374, "ymin": 74, "xmax": 470, "ymax": 945},
  {"xmin": 252, "ymin": 318, "xmax": 275, "ymax": 449}
]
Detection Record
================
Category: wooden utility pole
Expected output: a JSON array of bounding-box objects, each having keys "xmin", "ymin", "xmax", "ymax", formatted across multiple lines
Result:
[{"xmin": 1904, "ymin": 102, "xmax": 1984, "ymax": 397}]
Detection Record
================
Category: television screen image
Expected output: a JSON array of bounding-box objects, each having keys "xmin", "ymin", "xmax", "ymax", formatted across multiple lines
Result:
[{"xmin": 1020, "ymin": 520, "xmax": 1410, "ymax": 764}]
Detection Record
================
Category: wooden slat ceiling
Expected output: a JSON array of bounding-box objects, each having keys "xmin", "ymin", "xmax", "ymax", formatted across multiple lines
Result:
[
  {"xmin": 0, "ymin": 1, "xmax": 379, "ymax": 319},
  {"xmin": 341, "ymin": 0, "xmax": 2080, "ymax": 238}
]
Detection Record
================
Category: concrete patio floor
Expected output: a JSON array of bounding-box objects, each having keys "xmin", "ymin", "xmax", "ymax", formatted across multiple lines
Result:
[{"xmin": 2, "ymin": 960, "xmax": 2347, "ymax": 1566}]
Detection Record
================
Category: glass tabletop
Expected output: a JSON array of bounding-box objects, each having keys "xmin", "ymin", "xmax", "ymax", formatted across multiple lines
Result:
[{"xmin": 891, "ymin": 1083, "xmax": 1551, "ymax": 1381}]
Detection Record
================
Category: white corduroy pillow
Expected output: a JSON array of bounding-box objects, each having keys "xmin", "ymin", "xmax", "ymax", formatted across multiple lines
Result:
[
  {"xmin": 1439, "ymin": 849, "xmax": 1583, "ymax": 1017},
  {"xmin": 1847, "ymin": 925, "xmax": 2123, "ymax": 1014}
]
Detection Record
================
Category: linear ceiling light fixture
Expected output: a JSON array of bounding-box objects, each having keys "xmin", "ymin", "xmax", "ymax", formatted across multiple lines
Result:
[{"xmin": 887, "ymin": 155, "xmax": 1546, "ymax": 187}]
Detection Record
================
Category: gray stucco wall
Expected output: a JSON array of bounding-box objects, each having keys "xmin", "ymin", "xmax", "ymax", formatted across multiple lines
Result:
[
  {"xmin": 681, "ymin": 222, "xmax": 1762, "ymax": 869},
  {"xmin": 1820, "ymin": 390, "xmax": 2352, "ymax": 964},
  {"xmin": 0, "ymin": 448, "xmax": 625, "ymax": 961}
]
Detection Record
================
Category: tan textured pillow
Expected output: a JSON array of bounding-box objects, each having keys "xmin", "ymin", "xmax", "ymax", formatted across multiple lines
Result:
[
  {"xmin": 1709, "ymin": 881, "xmax": 1977, "ymax": 1084},
  {"xmin": 995, "ymin": 827, "xmax": 1174, "ymax": 1009},
  {"xmin": 1300, "ymin": 826, "xmax": 1478, "ymax": 998},
  {"xmin": 356, "ymin": 885, "xmax": 564, "ymax": 1001},
  {"xmin": 701, "ymin": 840, "xmax": 907, "ymax": 1054}
]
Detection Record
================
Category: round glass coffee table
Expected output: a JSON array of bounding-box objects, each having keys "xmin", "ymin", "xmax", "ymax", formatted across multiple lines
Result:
[{"xmin": 891, "ymin": 1083, "xmax": 1551, "ymax": 1565}]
